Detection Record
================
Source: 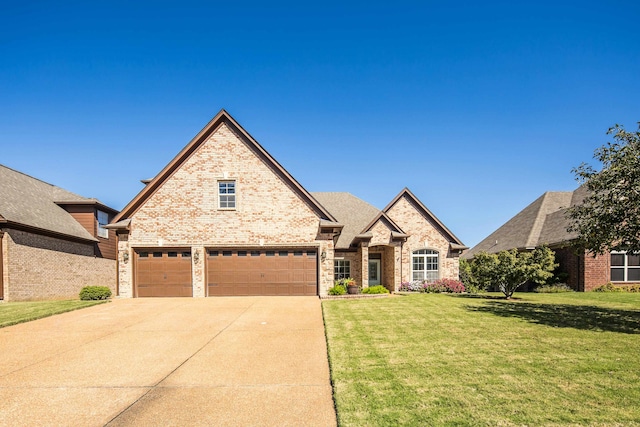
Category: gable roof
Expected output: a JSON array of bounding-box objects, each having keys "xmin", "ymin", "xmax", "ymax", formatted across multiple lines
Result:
[
  {"xmin": 113, "ymin": 109, "xmax": 336, "ymax": 223},
  {"xmin": 463, "ymin": 188, "xmax": 582, "ymax": 258},
  {"xmin": 311, "ymin": 192, "xmax": 382, "ymax": 249},
  {"xmin": 383, "ymin": 188, "xmax": 466, "ymax": 247},
  {"xmin": 0, "ymin": 164, "xmax": 100, "ymax": 242}
]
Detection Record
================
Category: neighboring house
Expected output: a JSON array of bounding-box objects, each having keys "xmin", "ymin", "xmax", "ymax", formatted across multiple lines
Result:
[
  {"xmin": 109, "ymin": 110, "xmax": 467, "ymax": 297},
  {"xmin": 0, "ymin": 165, "xmax": 118, "ymax": 301},
  {"xmin": 464, "ymin": 185, "xmax": 640, "ymax": 291}
]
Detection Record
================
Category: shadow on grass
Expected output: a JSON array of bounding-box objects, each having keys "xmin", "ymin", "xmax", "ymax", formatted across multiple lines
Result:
[
  {"xmin": 466, "ymin": 301, "xmax": 640, "ymax": 334},
  {"xmin": 453, "ymin": 294, "xmax": 519, "ymax": 300}
]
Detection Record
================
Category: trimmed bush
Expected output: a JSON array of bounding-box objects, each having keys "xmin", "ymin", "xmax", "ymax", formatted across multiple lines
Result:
[
  {"xmin": 362, "ymin": 285, "xmax": 390, "ymax": 294},
  {"xmin": 534, "ymin": 283, "xmax": 574, "ymax": 293},
  {"xmin": 79, "ymin": 286, "xmax": 112, "ymax": 300},
  {"xmin": 399, "ymin": 281, "xmax": 424, "ymax": 292},
  {"xmin": 399, "ymin": 279, "xmax": 465, "ymax": 293},
  {"xmin": 593, "ymin": 282, "xmax": 640, "ymax": 292},
  {"xmin": 328, "ymin": 285, "xmax": 347, "ymax": 295}
]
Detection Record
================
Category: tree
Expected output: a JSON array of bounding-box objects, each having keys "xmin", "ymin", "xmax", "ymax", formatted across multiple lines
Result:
[
  {"xmin": 469, "ymin": 247, "xmax": 557, "ymax": 299},
  {"xmin": 568, "ymin": 123, "xmax": 640, "ymax": 254}
]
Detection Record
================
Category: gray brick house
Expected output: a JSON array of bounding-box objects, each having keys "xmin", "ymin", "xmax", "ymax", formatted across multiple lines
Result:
[
  {"xmin": 464, "ymin": 185, "xmax": 640, "ymax": 291},
  {"xmin": 0, "ymin": 165, "xmax": 118, "ymax": 301},
  {"xmin": 109, "ymin": 110, "xmax": 467, "ymax": 297}
]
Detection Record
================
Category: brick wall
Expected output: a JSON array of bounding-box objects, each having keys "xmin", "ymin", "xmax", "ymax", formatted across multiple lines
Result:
[
  {"xmin": 121, "ymin": 122, "xmax": 332, "ymax": 297},
  {"xmin": 3, "ymin": 229, "xmax": 116, "ymax": 301},
  {"xmin": 386, "ymin": 195, "xmax": 459, "ymax": 282},
  {"xmin": 582, "ymin": 252, "xmax": 610, "ymax": 291}
]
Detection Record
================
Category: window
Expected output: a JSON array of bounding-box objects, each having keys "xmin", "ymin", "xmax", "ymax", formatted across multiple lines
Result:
[
  {"xmin": 219, "ymin": 181, "xmax": 236, "ymax": 209},
  {"xmin": 97, "ymin": 210, "xmax": 109, "ymax": 238},
  {"xmin": 611, "ymin": 252, "xmax": 640, "ymax": 282},
  {"xmin": 334, "ymin": 260, "xmax": 351, "ymax": 279},
  {"xmin": 412, "ymin": 249, "xmax": 439, "ymax": 282}
]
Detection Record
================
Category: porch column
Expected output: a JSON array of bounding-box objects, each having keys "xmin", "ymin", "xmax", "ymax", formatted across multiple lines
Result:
[{"xmin": 360, "ymin": 243, "xmax": 369, "ymax": 289}]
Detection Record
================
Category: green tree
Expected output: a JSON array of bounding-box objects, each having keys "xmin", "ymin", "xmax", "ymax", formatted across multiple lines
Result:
[
  {"xmin": 568, "ymin": 123, "xmax": 640, "ymax": 254},
  {"xmin": 459, "ymin": 258, "xmax": 481, "ymax": 293},
  {"xmin": 470, "ymin": 247, "xmax": 557, "ymax": 299}
]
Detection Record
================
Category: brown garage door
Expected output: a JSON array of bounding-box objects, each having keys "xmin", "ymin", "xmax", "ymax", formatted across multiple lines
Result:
[
  {"xmin": 207, "ymin": 249, "xmax": 317, "ymax": 296},
  {"xmin": 135, "ymin": 250, "xmax": 193, "ymax": 297}
]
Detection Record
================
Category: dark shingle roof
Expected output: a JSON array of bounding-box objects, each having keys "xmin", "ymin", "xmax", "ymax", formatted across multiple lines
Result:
[
  {"xmin": 464, "ymin": 187, "xmax": 586, "ymax": 258},
  {"xmin": 0, "ymin": 164, "xmax": 98, "ymax": 241},
  {"xmin": 311, "ymin": 192, "xmax": 381, "ymax": 249}
]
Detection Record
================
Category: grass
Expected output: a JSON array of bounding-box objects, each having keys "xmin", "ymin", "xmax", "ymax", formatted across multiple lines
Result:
[
  {"xmin": 322, "ymin": 292, "xmax": 640, "ymax": 426},
  {"xmin": 0, "ymin": 299, "xmax": 107, "ymax": 328}
]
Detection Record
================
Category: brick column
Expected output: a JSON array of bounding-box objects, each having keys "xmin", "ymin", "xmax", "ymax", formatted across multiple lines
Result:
[
  {"xmin": 117, "ymin": 232, "xmax": 133, "ymax": 298},
  {"xmin": 192, "ymin": 246, "xmax": 206, "ymax": 297},
  {"xmin": 361, "ymin": 244, "xmax": 369, "ymax": 289}
]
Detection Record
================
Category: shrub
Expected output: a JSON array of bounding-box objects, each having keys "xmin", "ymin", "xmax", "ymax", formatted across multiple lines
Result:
[
  {"xmin": 534, "ymin": 283, "xmax": 574, "ymax": 293},
  {"xmin": 593, "ymin": 282, "xmax": 640, "ymax": 292},
  {"xmin": 426, "ymin": 278, "xmax": 465, "ymax": 293},
  {"xmin": 79, "ymin": 286, "xmax": 112, "ymax": 300},
  {"xmin": 399, "ymin": 279, "xmax": 465, "ymax": 293},
  {"xmin": 328, "ymin": 285, "xmax": 346, "ymax": 295},
  {"xmin": 399, "ymin": 281, "xmax": 424, "ymax": 292},
  {"xmin": 362, "ymin": 285, "xmax": 390, "ymax": 294}
]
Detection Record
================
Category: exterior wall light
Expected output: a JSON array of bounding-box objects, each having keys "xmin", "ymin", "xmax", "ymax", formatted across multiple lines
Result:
[
  {"xmin": 123, "ymin": 252, "xmax": 129, "ymax": 264},
  {"xmin": 321, "ymin": 251, "xmax": 327, "ymax": 261},
  {"xmin": 193, "ymin": 249, "xmax": 200, "ymax": 264}
]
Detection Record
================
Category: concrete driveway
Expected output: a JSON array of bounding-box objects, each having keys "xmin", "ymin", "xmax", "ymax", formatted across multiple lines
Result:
[{"xmin": 0, "ymin": 297, "xmax": 336, "ymax": 427}]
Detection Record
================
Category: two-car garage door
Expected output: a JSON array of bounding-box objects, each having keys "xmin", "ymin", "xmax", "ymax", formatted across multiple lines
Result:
[{"xmin": 134, "ymin": 248, "xmax": 317, "ymax": 297}]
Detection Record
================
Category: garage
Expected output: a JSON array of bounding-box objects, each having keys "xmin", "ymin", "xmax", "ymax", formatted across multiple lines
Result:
[
  {"xmin": 135, "ymin": 250, "xmax": 193, "ymax": 297},
  {"xmin": 207, "ymin": 249, "xmax": 317, "ymax": 296}
]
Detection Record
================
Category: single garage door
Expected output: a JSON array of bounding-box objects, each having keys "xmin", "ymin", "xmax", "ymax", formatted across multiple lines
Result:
[
  {"xmin": 207, "ymin": 249, "xmax": 317, "ymax": 296},
  {"xmin": 135, "ymin": 250, "xmax": 193, "ymax": 297}
]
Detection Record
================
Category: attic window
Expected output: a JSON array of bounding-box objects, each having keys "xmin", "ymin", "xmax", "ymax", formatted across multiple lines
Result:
[
  {"xmin": 97, "ymin": 210, "xmax": 109, "ymax": 238},
  {"xmin": 219, "ymin": 180, "xmax": 236, "ymax": 209}
]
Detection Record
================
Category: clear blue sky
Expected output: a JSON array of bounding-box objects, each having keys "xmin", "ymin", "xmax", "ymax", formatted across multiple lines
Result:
[{"xmin": 1, "ymin": 1, "xmax": 639, "ymax": 247}]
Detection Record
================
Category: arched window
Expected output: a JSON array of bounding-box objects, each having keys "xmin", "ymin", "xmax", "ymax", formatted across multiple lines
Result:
[{"xmin": 412, "ymin": 249, "xmax": 439, "ymax": 282}]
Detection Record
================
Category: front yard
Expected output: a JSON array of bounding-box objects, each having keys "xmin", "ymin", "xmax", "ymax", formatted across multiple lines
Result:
[
  {"xmin": 0, "ymin": 299, "xmax": 106, "ymax": 328},
  {"xmin": 323, "ymin": 293, "xmax": 640, "ymax": 426}
]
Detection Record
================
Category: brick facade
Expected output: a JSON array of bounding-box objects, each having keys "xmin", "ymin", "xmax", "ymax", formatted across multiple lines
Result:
[
  {"xmin": 386, "ymin": 195, "xmax": 459, "ymax": 283},
  {"xmin": 582, "ymin": 252, "xmax": 610, "ymax": 291},
  {"xmin": 2, "ymin": 229, "xmax": 116, "ymax": 301},
  {"xmin": 118, "ymin": 121, "xmax": 334, "ymax": 297}
]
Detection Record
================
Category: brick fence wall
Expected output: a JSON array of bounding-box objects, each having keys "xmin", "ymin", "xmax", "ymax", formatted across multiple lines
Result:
[{"xmin": 3, "ymin": 229, "xmax": 116, "ymax": 301}]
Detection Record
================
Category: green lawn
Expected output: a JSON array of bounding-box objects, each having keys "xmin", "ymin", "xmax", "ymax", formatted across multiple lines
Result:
[
  {"xmin": 0, "ymin": 299, "xmax": 107, "ymax": 328},
  {"xmin": 323, "ymin": 293, "xmax": 640, "ymax": 426}
]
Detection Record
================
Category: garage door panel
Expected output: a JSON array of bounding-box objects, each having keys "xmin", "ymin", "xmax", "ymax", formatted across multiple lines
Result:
[
  {"xmin": 206, "ymin": 249, "xmax": 317, "ymax": 296},
  {"xmin": 135, "ymin": 251, "xmax": 193, "ymax": 297}
]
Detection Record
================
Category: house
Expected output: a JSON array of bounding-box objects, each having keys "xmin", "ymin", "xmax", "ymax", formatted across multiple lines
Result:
[
  {"xmin": 109, "ymin": 109, "xmax": 467, "ymax": 297},
  {"xmin": 0, "ymin": 165, "xmax": 118, "ymax": 301},
  {"xmin": 463, "ymin": 185, "xmax": 640, "ymax": 291}
]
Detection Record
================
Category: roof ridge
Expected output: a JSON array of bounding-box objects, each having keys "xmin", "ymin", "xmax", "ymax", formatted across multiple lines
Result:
[
  {"xmin": 0, "ymin": 163, "xmax": 91, "ymax": 201},
  {"xmin": 0, "ymin": 163, "xmax": 58, "ymax": 188},
  {"xmin": 525, "ymin": 191, "xmax": 573, "ymax": 248}
]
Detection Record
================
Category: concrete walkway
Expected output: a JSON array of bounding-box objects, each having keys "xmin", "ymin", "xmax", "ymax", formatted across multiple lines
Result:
[{"xmin": 0, "ymin": 297, "xmax": 336, "ymax": 427}]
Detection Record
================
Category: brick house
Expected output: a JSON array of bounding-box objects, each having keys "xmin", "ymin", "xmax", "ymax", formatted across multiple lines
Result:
[
  {"xmin": 463, "ymin": 185, "xmax": 640, "ymax": 291},
  {"xmin": 109, "ymin": 110, "xmax": 467, "ymax": 297},
  {"xmin": 0, "ymin": 165, "xmax": 118, "ymax": 301}
]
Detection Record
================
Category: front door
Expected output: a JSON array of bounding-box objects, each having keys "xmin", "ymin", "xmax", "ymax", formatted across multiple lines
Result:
[{"xmin": 368, "ymin": 259, "xmax": 381, "ymax": 286}]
